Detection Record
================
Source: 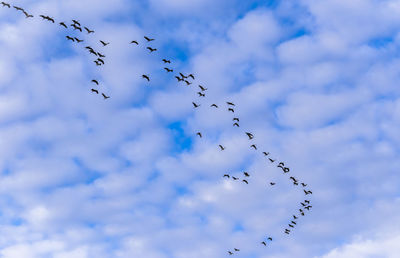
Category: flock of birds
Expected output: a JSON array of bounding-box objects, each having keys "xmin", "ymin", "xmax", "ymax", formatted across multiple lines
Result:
[{"xmin": 1, "ymin": 2, "xmax": 313, "ymax": 255}]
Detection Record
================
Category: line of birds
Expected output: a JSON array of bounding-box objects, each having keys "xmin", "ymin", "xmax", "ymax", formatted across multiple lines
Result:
[{"xmin": 1, "ymin": 2, "xmax": 314, "ymax": 255}]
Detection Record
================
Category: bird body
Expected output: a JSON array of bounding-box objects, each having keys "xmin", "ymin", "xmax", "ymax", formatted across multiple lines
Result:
[
  {"xmin": 147, "ymin": 47, "xmax": 157, "ymax": 52},
  {"xmin": 72, "ymin": 19, "xmax": 81, "ymax": 26},
  {"xmin": 84, "ymin": 27, "xmax": 94, "ymax": 33},
  {"xmin": 242, "ymin": 179, "xmax": 248, "ymax": 184},
  {"xmin": 102, "ymin": 93, "xmax": 110, "ymax": 99},
  {"xmin": 74, "ymin": 37, "xmax": 84, "ymax": 43},
  {"xmin": 246, "ymin": 132, "xmax": 254, "ymax": 139},
  {"xmin": 196, "ymin": 132, "xmax": 202, "ymax": 138},
  {"xmin": 91, "ymin": 80, "xmax": 99, "ymax": 85},
  {"xmin": 131, "ymin": 40, "xmax": 139, "ymax": 45},
  {"xmin": 100, "ymin": 40, "xmax": 109, "ymax": 46},
  {"xmin": 162, "ymin": 59, "xmax": 171, "ymax": 63},
  {"xmin": 223, "ymin": 174, "xmax": 230, "ymax": 178},
  {"xmin": 219, "ymin": 145, "xmax": 225, "ymax": 151},
  {"xmin": 270, "ymin": 182, "xmax": 275, "ymax": 185},
  {"xmin": 250, "ymin": 144, "xmax": 257, "ymax": 150},
  {"xmin": 144, "ymin": 36, "xmax": 155, "ymax": 42},
  {"xmin": 142, "ymin": 75, "xmax": 150, "ymax": 81},
  {"xmin": 164, "ymin": 67, "xmax": 173, "ymax": 72},
  {"xmin": 226, "ymin": 101, "xmax": 235, "ymax": 106},
  {"xmin": 59, "ymin": 22, "xmax": 67, "ymax": 28},
  {"xmin": 188, "ymin": 74, "xmax": 195, "ymax": 80},
  {"xmin": 66, "ymin": 36, "xmax": 75, "ymax": 42},
  {"xmin": 211, "ymin": 104, "xmax": 218, "ymax": 108},
  {"xmin": 175, "ymin": 76, "xmax": 183, "ymax": 82},
  {"xmin": 97, "ymin": 58, "xmax": 105, "ymax": 65},
  {"xmin": 228, "ymin": 108, "xmax": 234, "ymax": 112},
  {"xmin": 197, "ymin": 92, "xmax": 205, "ymax": 97},
  {"xmin": 192, "ymin": 102, "xmax": 200, "ymax": 108},
  {"xmin": 1, "ymin": 2, "xmax": 10, "ymax": 8},
  {"xmin": 23, "ymin": 11, "xmax": 33, "ymax": 18},
  {"xmin": 199, "ymin": 85, "xmax": 207, "ymax": 91},
  {"xmin": 263, "ymin": 151, "xmax": 269, "ymax": 156},
  {"xmin": 233, "ymin": 123, "xmax": 239, "ymax": 127},
  {"xmin": 91, "ymin": 89, "xmax": 99, "ymax": 94},
  {"xmin": 13, "ymin": 5, "xmax": 23, "ymax": 11}
]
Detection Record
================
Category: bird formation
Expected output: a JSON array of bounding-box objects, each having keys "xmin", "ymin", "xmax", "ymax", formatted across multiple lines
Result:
[{"xmin": 1, "ymin": 2, "xmax": 314, "ymax": 255}]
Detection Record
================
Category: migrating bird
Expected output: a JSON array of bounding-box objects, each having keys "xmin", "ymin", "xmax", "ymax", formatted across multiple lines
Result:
[
  {"xmin": 97, "ymin": 52, "xmax": 105, "ymax": 58},
  {"xmin": 91, "ymin": 89, "xmax": 99, "ymax": 94},
  {"xmin": 74, "ymin": 37, "xmax": 84, "ymax": 43},
  {"xmin": 269, "ymin": 158, "xmax": 276, "ymax": 163},
  {"xmin": 268, "ymin": 237, "xmax": 272, "ymax": 241},
  {"xmin": 184, "ymin": 80, "xmax": 192, "ymax": 86},
  {"xmin": 243, "ymin": 172, "xmax": 250, "ymax": 177},
  {"xmin": 233, "ymin": 117, "xmax": 239, "ymax": 122},
  {"xmin": 232, "ymin": 176, "xmax": 238, "ymax": 180},
  {"xmin": 164, "ymin": 68, "xmax": 173, "ymax": 73},
  {"xmin": 305, "ymin": 206, "xmax": 312, "ymax": 210},
  {"xmin": 289, "ymin": 224, "xmax": 294, "ymax": 228},
  {"xmin": 263, "ymin": 151, "xmax": 269, "ymax": 156},
  {"xmin": 162, "ymin": 59, "xmax": 171, "ymax": 63},
  {"xmin": 270, "ymin": 182, "xmax": 275, "ymax": 185},
  {"xmin": 242, "ymin": 179, "xmax": 248, "ymax": 184},
  {"xmin": 100, "ymin": 40, "xmax": 109, "ymax": 46},
  {"xmin": 234, "ymin": 248, "xmax": 240, "ymax": 252},
  {"xmin": 188, "ymin": 74, "xmax": 195, "ymax": 80},
  {"xmin": 175, "ymin": 76, "xmax": 183, "ymax": 82},
  {"xmin": 250, "ymin": 144, "xmax": 257, "ymax": 150},
  {"xmin": 72, "ymin": 19, "xmax": 81, "ymax": 26},
  {"xmin": 228, "ymin": 251, "xmax": 233, "ymax": 255},
  {"xmin": 245, "ymin": 132, "xmax": 254, "ymax": 140},
  {"xmin": 144, "ymin": 36, "xmax": 155, "ymax": 42},
  {"xmin": 293, "ymin": 215, "xmax": 298, "ymax": 219},
  {"xmin": 94, "ymin": 60, "xmax": 101, "ymax": 66},
  {"xmin": 142, "ymin": 75, "xmax": 150, "ymax": 81},
  {"xmin": 210, "ymin": 104, "xmax": 218, "ymax": 108},
  {"xmin": 59, "ymin": 22, "xmax": 67, "ymax": 28},
  {"xmin": 291, "ymin": 221, "xmax": 297, "ymax": 225},
  {"xmin": 196, "ymin": 132, "xmax": 202, "ymax": 138},
  {"xmin": 261, "ymin": 241, "xmax": 267, "ymax": 246},
  {"xmin": 89, "ymin": 49, "xmax": 98, "ymax": 56},
  {"xmin": 226, "ymin": 102, "xmax": 235, "ymax": 106},
  {"xmin": 233, "ymin": 123, "xmax": 239, "ymax": 127},
  {"xmin": 130, "ymin": 40, "xmax": 139, "ymax": 45},
  {"xmin": 71, "ymin": 24, "xmax": 82, "ymax": 31},
  {"xmin": 66, "ymin": 36, "xmax": 75, "ymax": 42},
  {"xmin": 304, "ymin": 190, "xmax": 313, "ymax": 195},
  {"xmin": 301, "ymin": 183, "xmax": 307, "ymax": 187},
  {"xmin": 304, "ymin": 200, "xmax": 310, "ymax": 204},
  {"xmin": 102, "ymin": 93, "xmax": 110, "ymax": 99},
  {"xmin": 13, "ymin": 5, "xmax": 23, "ymax": 11},
  {"xmin": 23, "ymin": 11, "xmax": 33, "ymax": 18},
  {"xmin": 1, "ymin": 2, "xmax": 10, "ymax": 8},
  {"xmin": 91, "ymin": 80, "xmax": 99, "ymax": 85},
  {"xmin": 228, "ymin": 108, "xmax": 234, "ymax": 112},
  {"xmin": 192, "ymin": 102, "xmax": 200, "ymax": 108},
  {"xmin": 223, "ymin": 174, "xmax": 230, "ymax": 178},
  {"xmin": 84, "ymin": 27, "xmax": 94, "ymax": 34},
  {"xmin": 197, "ymin": 92, "xmax": 205, "ymax": 97},
  {"xmin": 147, "ymin": 47, "xmax": 157, "ymax": 52},
  {"xmin": 198, "ymin": 85, "xmax": 207, "ymax": 91},
  {"xmin": 179, "ymin": 72, "xmax": 187, "ymax": 79},
  {"xmin": 97, "ymin": 58, "xmax": 105, "ymax": 65},
  {"xmin": 219, "ymin": 145, "xmax": 225, "ymax": 151}
]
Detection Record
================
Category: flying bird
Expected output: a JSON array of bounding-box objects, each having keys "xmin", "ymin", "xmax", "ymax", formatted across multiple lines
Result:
[
  {"xmin": 94, "ymin": 60, "xmax": 101, "ymax": 66},
  {"xmin": 305, "ymin": 206, "xmax": 312, "ymax": 210},
  {"xmin": 147, "ymin": 47, "xmax": 157, "ymax": 52},
  {"xmin": 102, "ymin": 93, "xmax": 110, "ymax": 99},
  {"xmin": 100, "ymin": 40, "xmax": 109, "ymax": 46},
  {"xmin": 184, "ymin": 80, "xmax": 192, "ymax": 86},
  {"xmin": 268, "ymin": 237, "xmax": 272, "ymax": 241},
  {"xmin": 192, "ymin": 102, "xmax": 200, "ymax": 108},
  {"xmin": 234, "ymin": 248, "xmax": 240, "ymax": 252},
  {"xmin": 245, "ymin": 132, "xmax": 254, "ymax": 140},
  {"xmin": 164, "ymin": 68, "xmax": 173, "ymax": 73},
  {"xmin": 97, "ymin": 53, "xmax": 105, "ymax": 58},
  {"xmin": 179, "ymin": 73, "xmax": 187, "ymax": 79},
  {"xmin": 269, "ymin": 158, "xmax": 276, "ymax": 163},
  {"xmin": 23, "ymin": 11, "xmax": 33, "ymax": 18},
  {"xmin": 304, "ymin": 190, "xmax": 313, "ymax": 195},
  {"xmin": 130, "ymin": 40, "xmax": 139, "ymax": 45},
  {"xmin": 1, "ymin": 2, "xmax": 10, "ymax": 8},
  {"xmin": 144, "ymin": 36, "xmax": 155, "ymax": 42},
  {"xmin": 228, "ymin": 108, "xmax": 234, "ymax": 112},
  {"xmin": 196, "ymin": 132, "xmax": 202, "ymax": 138},
  {"xmin": 84, "ymin": 27, "xmax": 94, "ymax": 34},
  {"xmin": 226, "ymin": 102, "xmax": 235, "ymax": 106},
  {"xmin": 197, "ymin": 92, "xmax": 205, "ymax": 97},
  {"xmin": 91, "ymin": 80, "xmax": 99, "ymax": 85},
  {"xmin": 233, "ymin": 117, "xmax": 239, "ymax": 122},
  {"xmin": 291, "ymin": 221, "xmax": 297, "ymax": 225},
  {"xmin": 162, "ymin": 59, "xmax": 171, "ymax": 63},
  {"xmin": 261, "ymin": 241, "xmax": 267, "ymax": 246},
  {"xmin": 71, "ymin": 24, "xmax": 82, "ymax": 31},
  {"xmin": 242, "ymin": 179, "xmax": 248, "ymax": 184},
  {"xmin": 270, "ymin": 182, "xmax": 275, "ymax": 185},
  {"xmin": 233, "ymin": 123, "xmax": 239, "ymax": 127},
  {"xmin": 175, "ymin": 76, "xmax": 183, "ymax": 82},
  {"xmin": 263, "ymin": 151, "xmax": 269, "ymax": 156},
  {"xmin": 74, "ymin": 37, "xmax": 84, "ymax": 43},
  {"xmin": 293, "ymin": 215, "xmax": 298, "ymax": 219},
  {"xmin": 250, "ymin": 144, "xmax": 257, "ymax": 150},
  {"xmin": 228, "ymin": 251, "xmax": 233, "ymax": 255},
  {"xmin": 97, "ymin": 58, "xmax": 105, "ymax": 65},
  {"xmin": 89, "ymin": 49, "xmax": 98, "ymax": 56},
  {"xmin": 289, "ymin": 224, "xmax": 294, "ymax": 228},
  {"xmin": 13, "ymin": 5, "xmax": 24, "ymax": 11},
  {"xmin": 223, "ymin": 174, "xmax": 230, "ymax": 178},
  {"xmin": 304, "ymin": 200, "xmax": 310, "ymax": 204},
  {"xmin": 66, "ymin": 36, "xmax": 75, "ymax": 42},
  {"xmin": 219, "ymin": 145, "xmax": 225, "ymax": 151},
  {"xmin": 91, "ymin": 89, "xmax": 99, "ymax": 94},
  {"xmin": 142, "ymin": 75, "xmax": 150, "ymax": 81},
  {"xmin": 72, "ymin": 19, "xmax": 80, "ymax": 26},
  {"xmin": 188, "ymin": 74, "xmax": 195, "ymax": 80},
  {"xmin": 210, "ymin": 104, "xmax": 218, "ymax": 108},
  {"xmin": 243, "ymin": 172, "xmax": 250, "ymax": 177},
  {"xmin": 199, "ymin": 85, "xmax": 207, "ymax": 91},
  {"xmin": 301, "ymin": 183, "xmax": 307, "ymax": 187},
  {"xmin": 59, "ymin": 22, "xmax": 67, "ymax": 28},
  {"xmin": 232, "ymin": 176, "xmax": 238, "ymax": 180}
]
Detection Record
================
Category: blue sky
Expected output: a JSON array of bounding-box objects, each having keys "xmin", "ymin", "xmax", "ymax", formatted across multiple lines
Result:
[{"xmin": 0, "ymin": 0, "xmax": 400, "ymax": 257}]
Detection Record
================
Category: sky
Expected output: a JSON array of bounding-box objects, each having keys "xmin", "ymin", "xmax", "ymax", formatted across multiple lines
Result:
[{"xmin": 0, "ymin": 0, "xmax": 400, "ymax": 257}]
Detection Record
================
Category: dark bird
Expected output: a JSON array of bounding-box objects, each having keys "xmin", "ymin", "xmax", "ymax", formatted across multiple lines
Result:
[
  {"xmin": 269, "ymin": 158, "xmax": 276, "ymax": 163},
  {"xmin": 66, "ymin": 36, "xmax": 75, "ymax": 42},
  {"xmin": 39, "ymin": 15, "xmax": 47, "ymax": 19},
  {"xmin": 234, "ymin": 248, "xmax": 240, "ymax": 252},
  {"xmin": 305, "ymin": 206, "xmax": 312, "ymax": 210},
  {"xmin": 147, "ymin": 47, "xmax": 157, "ymax": 52},
  {"xmin": 179, "ymin": 72, "xmax": 187, "ymax": 79},
  {"xmin": 285, "ymin": 231, "xmax": 290, "ymax": 234},
  {"xmin": 233, "ymin": 117, "xmax": 239, "ymax": 122},
  {"xmin": 100, "ymin": 40, "xmax": 109, "ymax": 46},
  {"xmin": 245, "ymin": 132, "xmax": 254, "ymax": 140},
  {"xmin": 91, "ymin": 89, "xmax": 99, "ymax": 94},
  {"xmin": 232, "ymin": 176, "xmax": 238, "ymax": 180},
  {"xmin": 228, "ymin": 108, "xmax": 234, "ymax": 113},
  {"xmin": 72, "ymin": 19, "xmax": 80, "ymax": 26},
  {"xmin": 293, "ymin": 215, "xmax": 298, "ymax": 219},
  {"xmin": 293, "ymin": 181, "xmax": 298, "ymax": 185},
  {"xmin": 299, "ymin": 209, "xmax": 304, "ymax": 214},
  {"xmin": 71, "ymin": 24, "xmax": 82, "ymax": 31},
  {"xmin": 1, "ymin": 2, "xmax": 10, "ymax": 8},
  {"xmin": 210, "ymin": 104, "xmax": 218, "ymax": 108},
  {"xmin": 304, "ymin": 190, "xmax": 313, "ymax": 195},
  {"xmin": 59, "ymin": 22, "xmax": 67, "ymax": 28},
  {"xmin": 144, "ymin": 36, "xmax": 155, "ymax": 42},
  {"xmin": 13, "ymin": 6, "xmax": 23, "ymax": 11},
  {"xmin": 250, "ymin": 144, "xmax": 257, "ymax": 150},
  {"xmin": 184, "ymin": 80, "xmax": 192, "ymax": 86},
  {"xmin": 223, "ymin": 174, "xmax": 230, "ymax": 178},
  {"xmin": 192, "ymin": 102, "xmax": 200, "ymax": 108},
  {"xmin": 84, "ymin": 27, "xmax": 94, "ymax": 34},
  {"xmin": 228, "ymin": 251, "xmax": 233, "ymax": 255},
  {"xmin": 196, "ymin": 132, "xmax": 202, "ymax": 138},
  {"xmin": 164, "ymin": 68, "xmax": 173, "ymax": 73},
  {"xmin": 219, "ymin": 145, "xmax": 225, "ymax": 151},
  {"xmin": 175, "ymin": 76, "xmax": 183, "ymax": 82},
  {"xmin": 270, "ymin": 182, "xmax": 275, "ymax": 185},
  {"xmin": 263, "ymin": 152, "xmax": 269, "ymax": 156},
  {"xmin": 268, "ymin": 237, "xmax": 272, "ymax": 241},
  {"xmin": 74, "ymin": 37, "xmax": 84, "ymax": 43},
  {"xmin": 261, "ymin": 241, "xmax": 267, "ymax": 246},
  {"xmin": 277, "ymin": 162, "xmax": 285, "ymax": 168},
  {"xmin": 102, "ymin": 93, "xmax": 110, "ymax": 99},
  {"xmin": 47, "ymin": 17, "xmax": 55, "ymax": 23},
  {"xmin": 304, "ymin": 200, "xmax": 310, "ymax": 204},
  {"xmin": 89, "ymin": 49, "xmax": 98, "ymax": 56},
  {"xmin": 289, "ymin": 224, "xmax": 294, "ymax": 228},
  {"xmin": 91, "ymin": 80, "xmax": 99, "ymax": 85},
  {"xmin": 198, "ymin": 92, "xmax": 205, "ymax": 97},
  {"xmin": 130, "ymin": 40, "xmax": 139, "ymax": 45},
  {"xmin": 142, "ymin": 74, "xmax": 150, "ymax": 81},
  {"xmin": 162, "ymin": 59, "xmax": 170, "ymax": 63},
  {"xmin": 301, "ymin": 202, "xmax": 306, "ymax": 207},
  {"xmin": 86, "ymin": 45, "xmax": 94, "ymax": 50},
  {"xmin": 23, "ymin": 11, "xmax": 33, "ymax": 18},
  {"xmin": 301, "ymin": 183, "xmax": 307, "ymax": 187},
  {"xmin": 97, "ymin": 53, "xmax": 105, "ymax": 58},
  {"xmin": 243, "ymin": 172, "xmax": 250, "ymax": 177},
  {"xmin": 242, "ymin": 179, "xmax": 248, "ymax": 184},
  {"xmin": 199, "ymin": 85, "xmax": 207, "ymax": 91},
  {"xmin": 97, "ymin": 58, "xmax": 105, "ymax": 65},
  {"xmin": 233, "ymin": 123, "xmax": 239, "ymax": 127},
  {"xmin": 226, "ymin": 102, "xmax": 235, "ymax": 106},
  {"xmin": 94, "ymin": 60, "xmax": 101, "ymax": 66},
  {"xmin": 188, "ymin": 74, "xmax": 195, "ymax": 80},
  {"xmin": 283, "ymin": 167, "xmax": 290, "ymax": 173},
  {"xmin": 291, "ymin": 221, "xmax": 297, "ymax": 225}
]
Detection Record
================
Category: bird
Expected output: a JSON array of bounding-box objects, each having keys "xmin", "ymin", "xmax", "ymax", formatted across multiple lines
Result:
[
  {"xmin": 228, "ymin": 108, "xmax": 234, "ymax": 112},
  {"xmin": 268, "ymin": 237, "xmax": 272, "ymax": 241},
  {"xmin": 142, "ymin": 75, "xmax": 150, "ymax": 81},
  {"xmin": 305, "ymin": 206, "xmax": 312, "ymax": 210},
  {"xmin": 147, "ymin": 47, "xmax": 157, "ymax": 52},
  {"xmin": 223, "ymin": 174, "xmax": 230, "ymax": 178},
  {"xmin": 196, "ymin": 132, "xmax": 202, "ymax": 138},
  {"xmin": 233, "ymin": 117, "xmax": 239, "ymax": 122},
  {"xmin": 304, "ymin": 200, "xmax": 310, "ymax": 204},
  {"xmin": 179, "ymin": 72, "xmax": 187, "ymax": 79},
  {"xmin": 199, "ymin": 85, "xmax": 207, "ymax": 91},
  {"xmin": 23, "ymin": 11, "xmax": 33, "ymax": 18},
  {"xmin": 219, "ymin": 145, "xmax": 225, "ymax": 151},
  {"xmin": 47, "ymin": 17, "xmax": 55, "ymax": 23},
  {"xmin": 97, "ymin": 53, "xmax": 105, "ymax": 58},
  {"xmin": 210, "ymin": 104, "xmax": 218, "ymax": 108},
  {"xmin": 74, "ymin": 37, "xmax": 84, "ymax": 43},
  {"xmin": 1, "ymin": 2, "xmax": 10, "ymax": 8},
  {"xmin": 100, "ymin": 40, "xmax": 109, "ymax": 46},
  {"xmin": 261, "ymin": 241, "xmax": 267, "ymax": 246},
  {"xmin": 94, "ymin": 60, "xmax": 101, "ymax": 66},
  {"xmin": 39, "ymin": 15, "xmax": 47, "ymax": 19},
  {"xmin": 301, "ymin": 183, "xmax": 307, "ymax": 187},
  {"xmin": 188, "ymin": 74, "xmax": 195, "ymax": 80},
  {"xmin": 66, "ymin": 36, "xmax": 75, "ymax": 42},
  {"xmin": 262, "ymin": 151, "xmax": 269, "ymax": 156},
  {"xmin": 243, "ymin": 172, "xmax": 250, "ymax": 177},
  {"xmin": 270, "ymin": 182, "xmax": 275, "ymax": 185},
  {"xmin": 197, "ymin": 92, "xmax": 205, "ymax": 97},
  {"xmin": 277, "ymin": 162, "xmax": 285, "ymax": 168},
  {"xmin": 84, "ymin": 27, "xmax": 94, "ymax": 34},
  {"xmin": 144, "ymin": 36, "xmax": 155, "ymax": 42},
  {"xmin": 304, "ymin": 190, "xmax": 313, "ymax": 195},
  {"xmin": 233, "ymin": 123, "xmax": 239, "ymax": 127},
  {"xmin": 269, "ymin": 158, "xmax": 276, "ymax": 163},
  {"xmin": 192, "ymin": 102, "xmax": 200, "ymax": 108},
  {"xmin": 228, "ymin": 251, "xmax": 233, "ymax": 255},
  {"xmin": 242, "ymin": 179, "xmax": 248, "ymax": 184},
  {"xmin": 289, "ymin": 224, "xmax": 294, "ymax": 228},
  {"xmin": 226, "ymin": 102, "xmax": 235, "ymax": 106},
  {"xmin": 91, "ymin": 80, "xmax": 99, "ymax": 85},
  {"xmin": 91, "ymin": 89, "xmax": 99, "ymax": 94},
  {"xmin": 13, "ymin": 5, "xmax": 24, "ymax": 11},
  {"xmin": 283, "ymin": 167, "xmax": 290, "ymax": 173},
  {"xmin": 289, "ymin": 177, "xmax": 297, "ymax": 182},
  {"xmin": 293, "ymin": 215, "xmax": 298, "ymax": 219},
  {"xmin": 245, "ymin": 132, "xmax": 254, "ymax": 140},
  {"xmin": 89, "ymin": 49, "xmax": 98, "ymax": 56},
  {"xmin": 184, "ymin": 80, "xmax": 192, "ymax": 86},
  {"xmin": 250, "ymin": 144, "xmax": 257, "ymax": 150},
  {"xmin": 102, "ymin": 93, "xmax": 110, "ymax": 99},
  {"xmin": 301, "ymin": 202, "xmax": 306, "ymax": 207},
  {"xmin": 299, "ymin": 209, "xmax": 304, "ymax": 213},
  {"xmin": 97, "ymin": 58, "xmax": 105, "ymax": 65},
  {"xmin": 175, "ymin": 76, "xmax": 183, "ymax": 82},
  {"xmin": 291, "ymin": 221, "xmax": 297, "ymax": 225},
  {"xmin": 164, "ymin": 68, "xmax": 173, "ymax": 73},
  {"xmin": 234, "ymin": 248, "xmax": 240, "ymax": 252},
  {"xmin": 59, "ymin": 22, "xmax": 67, "ymax": 28},
  {"xmin": 130, "ymin": 40, "xmax": 139, "ymax": 45},
  {"xmin": 71, "ymin": 24, "xmax": 82, "ymax": 31},
  {"xmin": 72, "ymin": 19, "xmax": 81, "ymax": 26},
  {"xmin": 162, "ymin": 59, "xmax": 171, "ymax": 63},
  {"xmin": 232, "ymin": 176, "xmax": 238, "ymax": 180}
]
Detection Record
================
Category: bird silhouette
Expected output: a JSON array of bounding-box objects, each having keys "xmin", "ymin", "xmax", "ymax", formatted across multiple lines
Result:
[
  {"xmin": 175, "ymin": 76, "xmax": 183, "ymax": 82},
  {"xmin": 23, "ymin": 11, "xmax": 33, "ymax": 18},
  {"xmin": 179, "ymin": 72, "xmax": 187, "ymax": 79},
  {"xmin": 198, "ymin": 85, "xmax": 207, "ymax": 91},
  {"xmin": 233, "ymin": 117, "xmax": 239, "ymax": 122},
  {"xmin": 228, "ymin": 251, "xmax": 233, "ymax": 255},
  {"xmin": 268, "ymin": 237, "xmax": 272, "ymax": 241},
  {"xmin": 130, "ymin": 40, "xmax": 139, "ymax": 45},
  {"xmin": 242, "ymin": 179, "xmax": 248, "ymax": 184},
  {"xmin": 184, "ymin": 80, "xmax": 192, "ymax": 86},
  {"xmin": 1, "ymin": 2, "xmax": 10, "ymax": 8},
  {"xmin": 232, "ymin": 176, "xmax": 238, "ymax": 180},
  {"xmin": 164, "ymin": 68, "xmax": 173, "ymax": 73},
  {"xmin": 289, "ymin": 177, "xmax": 297, "ymax": 182},
  {"xmin": 94, "ymin": 60, "xmax": 101, "ymax": 66},
  {"xmin": 291, "ymin": 221, "xmax": 297, "ymax": 225},
  {"xmin": 91, "ymin": 89, "xmax": 99, "ymax": 94},
  {"xmin": 196, "ymin": 132, "xmax": 202, "ymax": 138},
  {"xmin": 228, "ymin": 108, "xmax": 234, "ymax": 112},
  {"xmin": 84, "ymin": 27, "xmax": 94, "ymax": 34},
  {"xmin": 304, "ymin": 200, "xmax": 310, "ymax": 204},
  {"xmin": 102, "ymin": 93, "xmax": 110, "ymax": 99},
  {"xmin": 162, "ymin": 59, "xmax": 171, "ymax": 63},
  {"xmin": 188, "ymin": 74, "xmax": 195, "ymax": 80},
  {"xmin": 142, "ymin": 75, "xmax": 150, "ymax": 81},
  {"xmin": 89, "ymin": 49, "xmax": 98, "ymax": 56},
  {"xmin": 289, "ymin": 224, "xmax": 294, "ymax": 228},
  {"xmin": 13, "ymin": 5, "xmax": 23, "ymax": 11},
  {"xmin": 243, "ymin": 172, "xmax": 250, "ymax": 177},
  {"xmin": 293, "ymin": 215, "xmax": 298, "ymax": 219},
  {"xmin": 269, "ymin": 158, "xmax": 276, "ymax": 163},
  {"xmin": 270, "ymin": 182, "xmax": 275, "ymax": 185},
  {"xmin": 59, "ymin": 22, "xmax": 67, "ymax": 28},
  {"xmin": 74, "ymin": 37, "xmax": 84, "ymax": 43},
  {"xmin": 192, "ymin": 102, "xmax": 200, "ymax": 108},
  {"xmin": 219, "ymin": 145, "xmax": 225, "ymax": 151},
  {"xmin": 261, "ymin": 241, "xmax": 267, "ymax": 246},
  {"xmin": 223, "ymin": 174, "xmax": 230, "ymax": 178},
  {"xmin": 144, "ymin": 36, "xmax": 155, "ymax": 42},
  {"xmin": 304, "ymin": 190, "xmax": 313, "ymax": 195},
  {"xmin": 263, "ymin": 151, "xmax": 269, "ymax": 156},
  {"xmin": 97, "ymin": 53, "xmax": 105, "ymax": 58},
  {"xmin": 233, "ymin": 123, "xmax": 239, "ymax": 127},
  {"xmin": 250, "ymin": 144, "xmax": 257, "ymax": 150},
  {"xmin": 100, "ymin": 40, "xmax": 109, "ymax": 46},
  {"xmin": 97, "ymin": 58, "xmax": 105, "ymax": 65},
  {"xmin": 197, "ymin": 92, "xmax": 205, "ymax": 97},
  {"xmin": 91, "ymin": 80, "xmax": 99, "ymax": 85},
  {"xmin": 245, "ymin": 132, "xmax": 254, "ymax": 140},
  {"xmin": 66, "ymin": 36, "xmax": 75, "ymax": 42},
  {"xmin": 305, "ymin": 206, "xmax": 312, "ymax": 210},
  {"xmin": 226, "ymin": 102, "xmax": 235, "ymax": 106},
  {"xmin": 234, "ymin": 248, "xmax": 240, "ymax": 252},
  {"xmin": 71, "ymin": 24, "xmax": 82, "ymax": 31},
  {"xmin": 147, "ymin": 47, "xmax": 157, "ymax": 52},
  {"xmin": 301, "ymin": 183, "xmax": 307, "ymax": 187},
  {"xmin": 72, "ymin": 19, "xmax": 81, "ymax": 26},
  {"xmin": 211, "ymin": 104, "xmax": 218, "ymax": 108}
]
